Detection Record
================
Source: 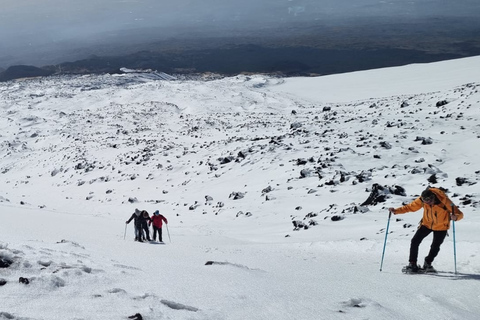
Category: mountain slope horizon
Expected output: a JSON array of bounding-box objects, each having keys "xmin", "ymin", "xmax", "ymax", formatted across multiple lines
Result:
[{"xmin": 2, "ymin": 12, "xmax": 480, "ymax": 79}]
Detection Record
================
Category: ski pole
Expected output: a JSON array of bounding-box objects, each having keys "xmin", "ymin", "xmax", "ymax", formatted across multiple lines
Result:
[
  {"xmin": 166, "ymin": 224, "xmax": 171, "ymax": 243},
  {"xmin": 380, "ymin": 210, "xmax": 392, "ymax": 271},
  {"xmin": 124, "ymin": 223, "xmax": 127, "ymax": 240},
  {"xmin": 451, "ymin": 204, "xmax": 457, "ymax": 274}
]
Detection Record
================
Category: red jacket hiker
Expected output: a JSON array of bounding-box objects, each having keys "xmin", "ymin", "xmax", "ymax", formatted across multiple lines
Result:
[
  {"xmin": 149, "ymin": 210, "xmax": 168, "ymax": 242},
  {"xmin": 151, "ymin": 212, "xmax": 168, "ymax": 228}
]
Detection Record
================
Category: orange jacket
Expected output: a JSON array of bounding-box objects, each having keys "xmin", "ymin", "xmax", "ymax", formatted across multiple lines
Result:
[{"xmin": 393, "ymin": 188, "xmax": 464, "ymax": 231}]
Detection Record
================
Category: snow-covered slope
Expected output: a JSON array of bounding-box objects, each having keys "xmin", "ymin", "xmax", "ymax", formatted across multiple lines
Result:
[
  {"xmin": 273, "ymin": 55, "xmax": 480, "ymax": 103},
  {"xmin": 1, "ymin": 59, "xmax": 479, "ymax": 320}
]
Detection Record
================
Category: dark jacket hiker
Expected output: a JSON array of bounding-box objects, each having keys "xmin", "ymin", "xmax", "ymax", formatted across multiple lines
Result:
[
  {"xmin": 126, "ymin": 209, "xmax": 149, "ymax": 242},
  {"xmin": 140, "ymin": 210, "xmax": 152, "ymax": 241}
]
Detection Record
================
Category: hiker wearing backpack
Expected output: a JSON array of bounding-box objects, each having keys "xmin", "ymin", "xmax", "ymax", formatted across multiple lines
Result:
[
  {"xmin": 150, "ymin": 210, "xmax": 168, "ymax": 242},
  {"xmin": 126, "ymin": 209, "xmax": 144, "ymax": 242},
  {"xmin": 388, "ymin": 187, "xmax": 464, "ymax": 273}
]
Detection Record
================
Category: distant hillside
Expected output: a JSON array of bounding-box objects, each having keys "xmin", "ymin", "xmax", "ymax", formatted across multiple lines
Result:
[
  {"xmin": 1, "ymin": 15, "xmax": 479, "ymax": 81},
  {"xmin": 0, "ymin": 65, "xmax": 54, "ymax": 82},
  {"xmin": 56, "ymin": 45, "xmax": 464, "ymax": 77},
  {"xmin": 0, "ymin": 45, "xmax": 467, "ymax": 82}
]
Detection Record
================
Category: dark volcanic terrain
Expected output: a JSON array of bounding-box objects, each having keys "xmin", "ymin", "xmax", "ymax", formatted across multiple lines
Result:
[{"xmin": 1, "ymin": 16, "xmax": 480, "ymax": 80}]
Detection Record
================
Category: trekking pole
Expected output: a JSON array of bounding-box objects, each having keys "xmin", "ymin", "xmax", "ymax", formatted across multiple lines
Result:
[
  {"xmin": 451, "ymin": 204, "xmax": 457, "ymax": 274},
  {"xmin": 124, "ymin": 223, "xmax": 127, "ymax": 240},
  {"xmin": 380, "ymin": 210, "xmax": 392, "ymax": 271},
  {"xmin": 166, "ymin": 224, "xmax": 171, "ymax": 243}
]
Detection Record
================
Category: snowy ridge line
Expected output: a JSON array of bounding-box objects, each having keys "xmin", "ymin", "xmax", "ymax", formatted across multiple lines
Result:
[{"xmin": 119, "ymin": 68, "xmax": 178, "ymax": 81}]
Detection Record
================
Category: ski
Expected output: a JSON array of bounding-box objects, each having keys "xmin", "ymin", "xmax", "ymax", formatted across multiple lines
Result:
[
  {"xmin": 401, "ymin": 269, "xmax": 463, "ymax": 279},
  {"xmin": 401, "ymin": 266, "xmax": 438, "ymax": 275}
]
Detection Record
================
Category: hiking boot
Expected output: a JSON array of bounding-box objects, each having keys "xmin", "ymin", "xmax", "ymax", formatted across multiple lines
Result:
[
  {"xmin": 405, "ymin": 262, "xmax": 421, "ymax": 273},
  {"xmin": 423, "ymin": 259, "xmax": 437, "ymax": 273}
]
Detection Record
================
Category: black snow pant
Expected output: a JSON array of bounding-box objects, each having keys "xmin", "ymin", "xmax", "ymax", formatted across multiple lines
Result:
[
  {"xmin": 409, "ymin": 225, "xmax": 448, "ymax": 265},
  {"xmin": 134, "ymin": 223, "xmax": 143, "ymax": 241},
  {"xmin": 152, "ymin": 226, "xmax": 163, "ymax": 242},
  {"xmin": 142, "ymin": 224, "xmax": 151, "ymax": 241}
]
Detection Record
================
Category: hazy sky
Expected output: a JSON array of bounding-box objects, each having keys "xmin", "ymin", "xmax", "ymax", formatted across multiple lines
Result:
[{"xmin": 1, "ymin": 0, "xmax": 479, "ymax": 68}]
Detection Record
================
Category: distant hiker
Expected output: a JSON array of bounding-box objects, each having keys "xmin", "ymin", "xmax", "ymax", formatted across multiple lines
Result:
[
  {"xmin": 389, "ymin": 187, "xmax": 463, "ymax": 273},
  {"xmin": 126, "ymin": 209, "xmax": 144, "ymax": 242},
  {"xmin": 141, "ymin": 210, "xmax": 152, "ymax": 241},
  {"xmin": 150, "ymin": 210, "xmax": 168, "ymax": 242}
]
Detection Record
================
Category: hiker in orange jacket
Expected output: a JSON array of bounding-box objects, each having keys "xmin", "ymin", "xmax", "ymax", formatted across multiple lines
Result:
[
  {"xmin": 150, "ymin": 210, "xmax": 168, "ymax": 242},
  {"xmin": 389, "ymin": 187, "xmax": 464, "ymax": 273}
]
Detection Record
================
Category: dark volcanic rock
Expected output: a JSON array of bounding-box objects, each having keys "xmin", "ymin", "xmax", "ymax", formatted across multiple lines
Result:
[{"xmin": 0, "ymin": 257, "xmax": 13, "ymax": 268}]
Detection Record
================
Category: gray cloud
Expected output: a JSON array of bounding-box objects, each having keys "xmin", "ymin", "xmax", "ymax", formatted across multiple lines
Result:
[{"xmin": 1, "ymin": 0, "xmax": 479, "ymax": 68}]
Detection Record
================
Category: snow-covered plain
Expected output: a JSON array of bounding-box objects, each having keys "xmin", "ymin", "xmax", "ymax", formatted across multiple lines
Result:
[{"xmin": 1, "ymin": 56, "xmax": 480, "ymax": 320}]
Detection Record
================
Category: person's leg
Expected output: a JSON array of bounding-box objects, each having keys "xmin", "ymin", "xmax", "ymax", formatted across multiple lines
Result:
[
  {"xmin": 144, "ymin": 225, "xmax": 151, "ymax": 241},
  {"xmin": 425, "ymin": 230, "xmax": 448, "ymax": 264},
  {"xmin": 159, "ymin": 227, "xmax": 163, "ymax": 242},
  {"xmin": 138, "ymin": 224, "xmax": 145, "ymax": 241},
  {"xmin": 135, "ymin": 225, "xmax": 142, "ymax": 241},
  {"xmin": 152, "ymin": 227, "xmax": 158, "ymax": 241},
  {"xmin": 409, "ymin": 226, "xmax": 432, "ymax": 264}
]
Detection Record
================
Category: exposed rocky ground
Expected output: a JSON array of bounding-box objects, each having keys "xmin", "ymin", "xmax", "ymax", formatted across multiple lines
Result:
[{"xmin": 1, "ymin": 72, "xmax": 479, "ymax": 227}]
